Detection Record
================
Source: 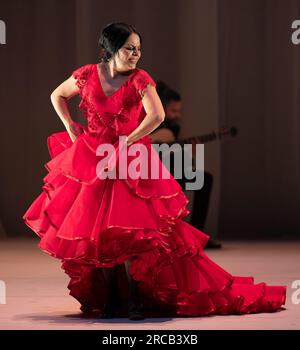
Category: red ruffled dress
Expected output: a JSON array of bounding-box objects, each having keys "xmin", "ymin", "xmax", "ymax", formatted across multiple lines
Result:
[{"xmin": 22, "ymin": 63, "xmax": 287, "ymax": 317}]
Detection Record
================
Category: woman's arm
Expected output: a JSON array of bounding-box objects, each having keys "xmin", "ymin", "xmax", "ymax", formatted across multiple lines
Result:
[
  {"xmin": 126, "ymin": 84, "xmax": 165, "ymax": 146},
  {"xmin": 50, "ymin": 76, "xmax": 83, "ymax": 142}
]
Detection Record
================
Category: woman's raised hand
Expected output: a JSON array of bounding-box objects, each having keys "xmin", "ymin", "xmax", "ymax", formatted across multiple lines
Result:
[{"xmin": 66, "ymin": 121, "xmax": 85, "ymax": 142}]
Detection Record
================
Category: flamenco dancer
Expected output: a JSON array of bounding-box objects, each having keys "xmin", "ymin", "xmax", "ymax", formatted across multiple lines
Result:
[{"xmin": 23, "ymin": 22, "xmax": 286, "ymax": 320}]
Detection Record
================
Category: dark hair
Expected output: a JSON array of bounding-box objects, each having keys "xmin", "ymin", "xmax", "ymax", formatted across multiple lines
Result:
[
  {"xmin": 156, "ymin": 80, "xmax": 181, "ymax": 107},
  {"xmin": 98, "ymin": 22, "xmax": 142, "ymax": 62}
]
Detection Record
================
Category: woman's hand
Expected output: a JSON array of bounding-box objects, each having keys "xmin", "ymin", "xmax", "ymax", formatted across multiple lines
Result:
[
  {"xmin": 126, "ymin": 134, "xmax": 152, "ymax": 147},
  {"xmin": 126, "ymin": 135, "xmax": 133, "ymax": 147},
  {"xmin": 66, "ymin": 121, "xmax": 84, "ymax": 142}
]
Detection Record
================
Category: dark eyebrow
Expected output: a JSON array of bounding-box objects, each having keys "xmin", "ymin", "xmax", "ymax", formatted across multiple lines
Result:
[{"xmin": 127, "ymin": 43, "xmax": 141, "ymax": 47}]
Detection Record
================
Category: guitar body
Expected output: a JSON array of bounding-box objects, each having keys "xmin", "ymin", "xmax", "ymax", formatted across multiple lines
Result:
[
  {"xmin": 150, "ymin": 125, "xmax": 238, "ymax": 170},
  {"xmin": 150, "ymin": 125, "xmax": 238, "ymax": 146}
]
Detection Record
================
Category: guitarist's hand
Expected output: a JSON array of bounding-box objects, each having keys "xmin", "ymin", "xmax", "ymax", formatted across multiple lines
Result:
[{"xmin": 149, "ymin": 128, "xmax": 176, "ymax": 143}]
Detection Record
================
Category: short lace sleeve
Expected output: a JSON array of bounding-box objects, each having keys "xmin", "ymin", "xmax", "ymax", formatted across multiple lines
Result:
[
  {"xmin": 71, "ymin": 64, "xmax": 92, "ymax": 90},
  {"xmin": 133, "ymin": 69, "xmax": 156, "ymax": 99}
]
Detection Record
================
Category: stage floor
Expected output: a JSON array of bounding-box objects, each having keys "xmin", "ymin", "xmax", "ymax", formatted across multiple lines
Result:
[{"xmin": 0, "ymin": 237, "xmax": 299, "ymax": 330}]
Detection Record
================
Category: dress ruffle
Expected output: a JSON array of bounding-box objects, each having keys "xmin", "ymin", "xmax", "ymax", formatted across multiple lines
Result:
[
  {"xmin": 24, "ymin": 129, "xmax": 191, "ymax": 260},
  {"xmin": 22, "ymin": 129, "xmax": 287, "ymax": 317}
]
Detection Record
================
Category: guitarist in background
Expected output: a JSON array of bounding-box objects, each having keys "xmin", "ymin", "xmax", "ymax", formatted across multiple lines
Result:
[{"xmin": 149, "ymin": 81, "xmax": 222, "ymax": 249}]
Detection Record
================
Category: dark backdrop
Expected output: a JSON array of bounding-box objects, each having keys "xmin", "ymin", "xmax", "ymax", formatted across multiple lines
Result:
[{"xmin": 1, "ymin": 0, "xmax": 299, "ymax": 239}]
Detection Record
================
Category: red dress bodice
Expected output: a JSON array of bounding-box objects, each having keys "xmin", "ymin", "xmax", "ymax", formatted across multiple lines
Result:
[{"xmin": 72, "ymin": 63, "xmax": 156, "ymax": 142}]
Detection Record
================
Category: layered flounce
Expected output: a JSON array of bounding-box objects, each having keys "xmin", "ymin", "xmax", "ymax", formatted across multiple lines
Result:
[{"xmin": 22, "ymin": 130, "xmax": 287, "ymax": 317}]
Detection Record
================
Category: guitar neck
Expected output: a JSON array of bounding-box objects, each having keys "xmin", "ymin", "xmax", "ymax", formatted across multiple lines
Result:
[{"xmin": 167, "ymin": 132, "xmax": 217, "ymax": 146}]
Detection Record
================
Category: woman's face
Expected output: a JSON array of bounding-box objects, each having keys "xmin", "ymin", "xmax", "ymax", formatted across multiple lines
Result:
[{"xmin": 114, "ymin": 33, "xmax": 142, "ymax": 71}]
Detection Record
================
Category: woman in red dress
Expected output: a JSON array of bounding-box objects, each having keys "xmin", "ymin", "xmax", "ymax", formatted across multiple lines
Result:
[{"xmin": 22, "ymin": 22, "xmax": 287, "ymax": 320}]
